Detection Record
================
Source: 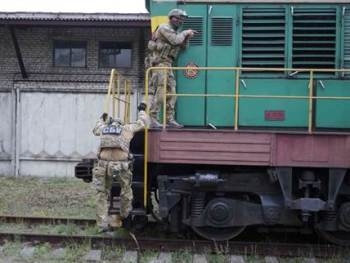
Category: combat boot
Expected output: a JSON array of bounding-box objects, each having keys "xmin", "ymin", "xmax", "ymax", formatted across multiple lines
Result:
[
  {"xmin": 167, "ymin": 119, "xmax": 183, "ymax": 128},
  {"xmin": 150, "ymin": 118, "xmax": 162, "ymax": 128}
]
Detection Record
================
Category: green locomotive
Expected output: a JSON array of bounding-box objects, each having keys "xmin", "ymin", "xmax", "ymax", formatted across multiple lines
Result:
[
  {"xmin": 140, "ymin": 0, "xmax": 350, "ymax": 245},
  {"xmin": 147, "ymin": 0, "xmax": 350, "ymax": 129},
  {"xmin": 77, "ymin": 1, "xmax": 350, "ymax": 246}
]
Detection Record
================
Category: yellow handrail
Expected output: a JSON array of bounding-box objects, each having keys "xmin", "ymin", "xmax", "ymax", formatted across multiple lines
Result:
[
  {"xmin": 104, "ymin": 69, "xmax": 132, "ymax": 123},
  {"xmin": 308, "ymin": 71, "xmax": 314, "ymax": 133},
  {"xmin": 143, "ymin": 68, "xmax": 151, "ymax": 207}
]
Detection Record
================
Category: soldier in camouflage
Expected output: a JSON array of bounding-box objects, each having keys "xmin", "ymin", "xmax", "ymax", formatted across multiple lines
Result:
[
  {"xmin": 146, "ymin": 9, "xmax": 196, "ymax": 128},
  {"xmin": 92, "ymin": 103, "xmax": 149, "ymax": 232}
]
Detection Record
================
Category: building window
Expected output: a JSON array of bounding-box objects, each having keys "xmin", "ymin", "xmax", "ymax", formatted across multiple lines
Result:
[
  {"xmin": 99, "ymin": 42, "xmax": 132, "ymax": 68},
  {"xmin": 53, "ymin": 40, "xmax": 87, "ymax": 67}
]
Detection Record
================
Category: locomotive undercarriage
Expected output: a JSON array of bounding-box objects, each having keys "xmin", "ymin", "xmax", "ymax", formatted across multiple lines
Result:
[
  {"xmin": 75, "ymin": 158, "xmax": 350, "ymax": 245},
  {"xmin": 155, "ymin": 166, "xmax": 350, "ymax": 245}
]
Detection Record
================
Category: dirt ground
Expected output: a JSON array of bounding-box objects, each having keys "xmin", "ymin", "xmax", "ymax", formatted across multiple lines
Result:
[{"xmin": 0, "ymin": 176, "xmax": 95, "ymax": 218}]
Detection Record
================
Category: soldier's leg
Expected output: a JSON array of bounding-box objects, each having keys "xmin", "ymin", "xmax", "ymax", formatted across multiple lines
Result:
[
  {"xmin": 108, "ymin": 162, "xmax": 123, "ymax": 227},
  {"xmin": 117, "ymin": 162, "xmax": 133, "ymax": 218},
  {"xmin": 150, "ymin": 69, "xmax": 166, "ymax": 127},
  {"xmin": 144, "ymin": 71, "xmax": 155, "ymax": 108},
  {"xmin": 92, "ymin": 160, "xmax": 109, "ymax": 229},
  {"xmin": 166, "ymin": 71, "xmax": 183, "ymax": 128}
]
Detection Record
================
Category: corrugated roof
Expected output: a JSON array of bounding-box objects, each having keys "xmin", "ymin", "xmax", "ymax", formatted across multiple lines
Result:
[{"xmin": 0, "ymin": 12, "xmax": 150, "ymax": 27}]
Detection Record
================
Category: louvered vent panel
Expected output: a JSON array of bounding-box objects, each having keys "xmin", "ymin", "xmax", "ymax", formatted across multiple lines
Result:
[
  {"xmin": 182, "ymin": 17, "xmax": 203, "ymax": 46},
  {"xmin": 292, "ymin": 8, "xmax": 336, "ymax": 70},
  {"xmin": 242, "ymin": 8, "xmax": 285, "ymax": 69},
  {"xmin": 344, "ymin": 8, "xmax": 350, "ymax": 75},
  {"xmin": 211, "ymin": 17, "xmax": 233, "ymax": 46}
]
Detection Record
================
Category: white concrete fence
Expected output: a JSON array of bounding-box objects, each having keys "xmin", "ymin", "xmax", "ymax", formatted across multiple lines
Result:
[{"xmin": 0, "ymin": 81, "xmax": 140, "ymax": 177}]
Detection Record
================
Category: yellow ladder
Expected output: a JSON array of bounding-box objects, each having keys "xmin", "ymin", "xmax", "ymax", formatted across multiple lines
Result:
[{"xmin": 104, "ymin": 69, "xmax": 132, "ymax": 123}]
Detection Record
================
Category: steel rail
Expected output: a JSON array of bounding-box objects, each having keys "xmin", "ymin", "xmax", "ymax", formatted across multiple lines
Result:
[
  {"xmin": 0, "ymin": 231, "xmax": 346, "ymax": 257},
  {"xmin": 0, "ymin": 215, "xmax": 96, "ymax": 227}
]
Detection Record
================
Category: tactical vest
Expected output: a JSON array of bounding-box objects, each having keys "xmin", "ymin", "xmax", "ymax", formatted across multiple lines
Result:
[
  {"xmin": 100, "ymin": 123, "xmax": 130, "ymax": 153},
  {"xmin": 150, "ymin": 25, "xmax": 181, "ymax": 64}
]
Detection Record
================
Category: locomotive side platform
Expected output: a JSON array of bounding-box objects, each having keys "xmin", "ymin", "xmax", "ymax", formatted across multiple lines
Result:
[{"xmin": 148, "ymin": 129, "xmax": 350, "ymax": 168}]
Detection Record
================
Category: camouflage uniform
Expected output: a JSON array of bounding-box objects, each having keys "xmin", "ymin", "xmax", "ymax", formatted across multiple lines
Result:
[
  {"xmin": 92, "ymin": 111, "xmax": 149, "ymax": 229},
  {"xmin": 147, "ymin": 17, "xmax": 194, "ymax": 127}
]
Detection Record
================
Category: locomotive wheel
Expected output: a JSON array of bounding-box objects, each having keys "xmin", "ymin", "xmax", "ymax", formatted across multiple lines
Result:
[
  {"xmin": 316, "ymin": 202, "xmax": 350, "ymax": 246},
  {"xmin": 192, "ymin": 225, "xmax": 245, "ymax": 241},
  {"xmin": 315, "ymin": 229, "xmax": 350, "ymax": 246},
  {"xmin": 191, "ymin": 196, "xmax": 247, "ymax": 241}
]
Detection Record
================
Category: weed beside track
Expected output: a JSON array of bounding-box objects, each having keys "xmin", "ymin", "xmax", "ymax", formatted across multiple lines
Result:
[{"xmin": 0, "ymin": 176, "xmax": 95, "ymax": 218}]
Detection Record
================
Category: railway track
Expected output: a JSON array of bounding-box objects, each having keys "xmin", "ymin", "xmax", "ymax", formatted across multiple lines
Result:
[
  {"xmin": 0, "ymin": 231, "xmax": 346, "ymax": 257},
  {"xmin": 0, "ymin": 215, "xmax": 95, "ymax": 226},
  {"xmin": 0, "ymin": 215, "xmax": 348, "ymax": 258}
]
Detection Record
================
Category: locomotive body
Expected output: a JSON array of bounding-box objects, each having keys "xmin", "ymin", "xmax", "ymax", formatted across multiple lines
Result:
[
  {"xmin": 76, "ymin": 0, "xmax": 350, "ymax": 245},
  {"xmin": 141, "ymin": 0, "xmax": 350, "ymax": 245}
]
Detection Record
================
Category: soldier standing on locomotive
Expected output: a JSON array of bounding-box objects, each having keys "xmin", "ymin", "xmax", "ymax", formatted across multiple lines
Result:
[
  {"xmin": 146, "ymin": 9, "xmax": 196, "ymax": 128},
  {"xmin": 92, "ymin": 102, "xmax": 149, "ymax": 232}
]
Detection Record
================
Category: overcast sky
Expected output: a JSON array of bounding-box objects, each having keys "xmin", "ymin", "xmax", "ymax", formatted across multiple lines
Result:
[{"xmin": 0, "ymin": 0, "xmax": 148, "ymax": 13}]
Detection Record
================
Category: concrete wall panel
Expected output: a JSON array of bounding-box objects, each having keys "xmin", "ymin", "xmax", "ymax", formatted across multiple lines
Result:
[{"xmin": 0, "ymin": 92, "xmax": 13, "ymax": 175}]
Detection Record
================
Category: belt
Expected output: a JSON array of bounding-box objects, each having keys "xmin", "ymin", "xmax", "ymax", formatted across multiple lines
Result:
[{"xmin": 99, "ymin": 148, "xmax": 129, "ymax": 161}]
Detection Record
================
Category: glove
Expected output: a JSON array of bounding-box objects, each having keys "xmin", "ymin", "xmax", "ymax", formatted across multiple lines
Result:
[
  {"xmin": 101, "ymin": 113, "xmax": 108, "ymax": 122},
  {"xmin": 137, "ymin": 102, "xmax": 147, "ymax": 112}
]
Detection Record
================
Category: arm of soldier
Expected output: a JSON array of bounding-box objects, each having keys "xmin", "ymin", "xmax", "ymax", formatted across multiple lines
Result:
[
  {"xmin": 158, "ymin": 26, "xmax": 194, "ymax": 46},
  {"xmin": 92, "ymin": 119, "xmax": 105, "ymax": 136},
  {"xmin": 180, "ymin": 34, "xmax": 191, "ymax": 49},
  {"xmin": 124, "ymin": 110, "xmax": 150, "ymax": 133},
  {"xmin": 92, "ymin": 113, "xmax": 108, "ymax": 136}
]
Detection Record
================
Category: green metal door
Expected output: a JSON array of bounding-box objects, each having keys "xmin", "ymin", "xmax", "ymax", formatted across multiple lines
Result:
[
  {"xmin": 206, "ymin": 5, "xmax": 237, "ymax": 127},
  {"xmin": 238, "ymin": 79, "xmax": 309, "ymax": 127},
  {"xmin": 176, "ymin": 4, "xmax": 207, "ymax": 126},
  {"xmin": 177, "ymin": 4, "xmax": 236, "ymax": 127},
  {"xmin": 315, "ymin": 80, "xmax": 350, "ymax": 128}
]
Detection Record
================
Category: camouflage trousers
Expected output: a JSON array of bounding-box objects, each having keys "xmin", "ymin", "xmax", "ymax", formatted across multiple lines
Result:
[
  {"xmin": 92, "ymin": 159, "xmax": 133, "ymax": 228},
  {"xmin": 149, "ymin": 63, "xmax": 177, "ymax": 122}
]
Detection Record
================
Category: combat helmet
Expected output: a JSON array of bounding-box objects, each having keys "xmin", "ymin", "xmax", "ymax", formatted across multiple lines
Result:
[{"xmin": 168, "ymin": 9, "xmax": 188, "ymax": 19}]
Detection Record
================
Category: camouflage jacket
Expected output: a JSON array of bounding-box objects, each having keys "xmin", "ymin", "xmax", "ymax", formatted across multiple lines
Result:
[
  {"xmin": 147, "ymin": 23, "xmax": 191, "ymax": 65},
  {"xmin": 92, "ymin": 111, "xmax": 149, "ymax": 154}
]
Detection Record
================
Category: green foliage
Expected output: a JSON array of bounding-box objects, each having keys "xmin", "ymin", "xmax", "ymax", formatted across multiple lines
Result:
[
  {"xmin": 207, "ymin": 253, "xmax": 226, "ymax": 263},
  {"xmin": 33, "ymin": 242, "xmax": 52, "ymax": 259},
  {"xmin": 140, "ymin": 250, "xmax": 157, "ymax": 263},
  {"xmin": 2, "ymin": 240, "xmax": 22, "ymax": 257},
  {"xmin": 102, "ymin": 246, "xmax": 125, "ymax": 261},
  {"xmin": 172, "ymin": 249, "xmax": 192, "ymax": 263}
]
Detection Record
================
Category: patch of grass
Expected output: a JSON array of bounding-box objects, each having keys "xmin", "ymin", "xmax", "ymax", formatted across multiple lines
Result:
[
  {"xmin": 2, "ymin": 240, "xmax": 22, "ymax": 257},
  {"xmin": 207, "ymin": 253, "xmax": 227, "ymax": 263},
  {"xmin": 83, "ymin": 225, "xmax": 101, "ymax": 235},
  {"xmin": 246, "ymin": 256, "xmax": 265, "ymax": 263},
  {"xmin": 140, "ymin": 250, "xmax": 157, "ymax": 263},
  {"xmin": 62, "ymin": 242, "xmax": 91, "ymax": 262},
  {"xmin": 103, "ymin": 246, "xmax": 125, "ymax": 261},
  {"xmin": 33, "ymin": 242, "xmax": 52, "ymax": 260},
  {"xmin": 280, "ymin": 258, "xmax": 345, "ymax": 263},
  {"xmin": 51, "ymin": 224, "xmax": 81, "ymax": 235},
  {"xmin": 172, "ymin": 249, "xmax": 192, "ymax": 263},
  {"xmin": 0, "ymin": 176, "xmax": 95, "ymax": 218}
]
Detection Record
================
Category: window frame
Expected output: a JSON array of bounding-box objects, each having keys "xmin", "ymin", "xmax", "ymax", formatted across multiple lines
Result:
[
  {"xmin": 98, "ymin": 41, "xmax": 133, "ymax": 68},
  {"xmin": 53, "ymin": 40, "xmax": 87, "ymax": 68}
]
